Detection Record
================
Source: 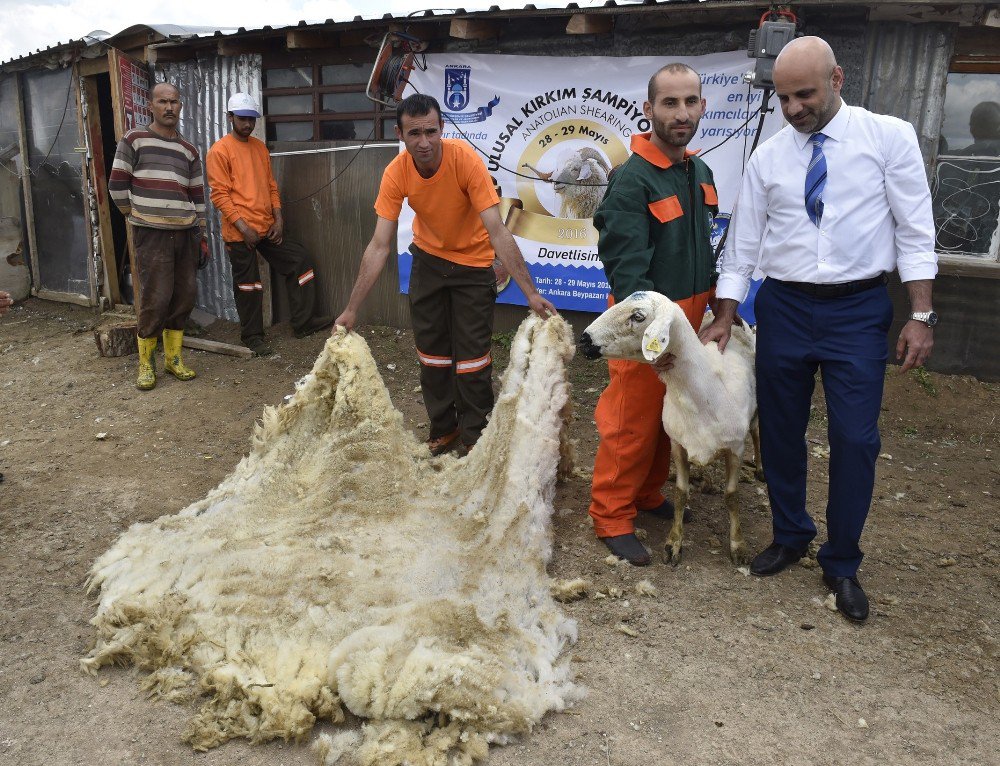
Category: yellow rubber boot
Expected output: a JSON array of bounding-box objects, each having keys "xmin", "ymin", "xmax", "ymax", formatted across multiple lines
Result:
[
  {"xmin": 136, "ymin": 336, "xmax": 157, "ymax": 390},
  {"xmin": 163, "ymin": 329, "xmax": 196, "ymax": 381}
]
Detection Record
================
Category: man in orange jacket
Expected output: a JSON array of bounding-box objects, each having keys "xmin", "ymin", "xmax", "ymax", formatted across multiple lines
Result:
[
  {"xmin": 206, "ymin": 93, "xmax": 331, "ymax": 356},
  {"xmin": 590, "ymin": 64, "xmax": 718, "ymax": 566}
]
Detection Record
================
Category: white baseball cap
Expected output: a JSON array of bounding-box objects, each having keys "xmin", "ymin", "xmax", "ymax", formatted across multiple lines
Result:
[{"xmin": 227, "ymin": 93, "xmax": 261, "ymax": 118}]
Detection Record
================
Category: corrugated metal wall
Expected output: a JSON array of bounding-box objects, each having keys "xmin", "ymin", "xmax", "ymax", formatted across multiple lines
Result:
[
  {"xmin": 154, "ymin": 54, "xmax": 263, "ymax": 321},
  {"xmin": 862, "ymin": 21, "xmax": 955, "ymax": 166}
]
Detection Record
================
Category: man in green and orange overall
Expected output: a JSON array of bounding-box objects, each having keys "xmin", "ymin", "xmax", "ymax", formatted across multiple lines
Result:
[{"xmin": 590, "ymin": 63, "xmax": 720, "ymax": 565}]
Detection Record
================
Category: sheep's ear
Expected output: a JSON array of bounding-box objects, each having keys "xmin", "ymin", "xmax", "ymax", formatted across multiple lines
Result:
[
  {"xmin": 641, "ymin": 317, "xmax": 670, "ymax": 362},
  {"xmin": 577, "ymin": 161, "xmax": 594, "ymax": 181}
]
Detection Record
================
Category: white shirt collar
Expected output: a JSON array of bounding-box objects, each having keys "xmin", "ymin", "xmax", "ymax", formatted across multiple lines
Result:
[{"xmin": 791, "ymin": 99, "xmax": 849, "ymax": 149}]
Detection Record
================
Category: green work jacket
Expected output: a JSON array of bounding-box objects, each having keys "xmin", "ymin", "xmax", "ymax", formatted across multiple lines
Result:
[{"xmin": 595, "ymin": 133, "xmax": 719, "ymax": 303}]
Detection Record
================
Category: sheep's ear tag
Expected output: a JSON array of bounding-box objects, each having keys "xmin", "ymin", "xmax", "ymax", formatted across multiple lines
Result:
[{"xmin": 643, "ymin": 336, "xmax": 664, "ymax": 361}]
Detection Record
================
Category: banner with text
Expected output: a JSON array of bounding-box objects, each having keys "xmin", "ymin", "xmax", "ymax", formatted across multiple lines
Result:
[{"xmin": 397, "ymin": 51, "xmax": 782, "ymax": 315}]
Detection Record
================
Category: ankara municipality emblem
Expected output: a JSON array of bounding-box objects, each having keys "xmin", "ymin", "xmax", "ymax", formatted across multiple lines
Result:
[{"xmin": 444, "ymin": 66, "xmax": 470, "ymax": 111}]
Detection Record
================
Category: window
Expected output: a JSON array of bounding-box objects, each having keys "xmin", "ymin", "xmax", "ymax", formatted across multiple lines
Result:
[
  {"xmin": 932, "ymin": 72, "xmax": 1000, "ymax": 260},
  {"xmin": 262, "ymin": 61, "xmax": 395, "ymax": 143}
]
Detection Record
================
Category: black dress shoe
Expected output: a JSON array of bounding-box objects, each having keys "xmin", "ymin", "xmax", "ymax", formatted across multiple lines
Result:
[
  {"xmin": 823, "ymin": 574, "xmax": 870, "ymax": 622},
  {"xmin": 750, "ymin": 541, "xmax": 805, "ymax": 576},
  {"xmin": 638, "ymin": 498, "xmax": 692, "ymax": 523},
  {"xmin": 601, "ymin": 533, "xmax": 652, "ymax": 566}
]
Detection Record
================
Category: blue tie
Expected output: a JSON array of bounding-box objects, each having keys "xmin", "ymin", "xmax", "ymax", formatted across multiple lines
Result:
[{"xmin": 805, "ymin": 132, "xmax": 827, "ymax": 227}]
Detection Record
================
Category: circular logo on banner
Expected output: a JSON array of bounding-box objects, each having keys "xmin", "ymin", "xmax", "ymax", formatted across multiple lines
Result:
[{"xmin": 506, "ymin": 120, "xmax": 629, "ymax": 246}]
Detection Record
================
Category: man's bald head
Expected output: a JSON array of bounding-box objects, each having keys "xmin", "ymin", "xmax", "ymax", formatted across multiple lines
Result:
[
  {"xmin": 773, "ymin": 36, "xmax": 838, "ymax": 81},
  {"xmin": 151, "ymin": 81, "xmax": 180, "ymax": 99},
  {"xmin": 772, "ymin": 36, "xmax": 844, "ymax": 134}
]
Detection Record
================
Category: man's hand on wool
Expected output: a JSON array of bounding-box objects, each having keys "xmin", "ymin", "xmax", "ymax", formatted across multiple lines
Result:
[
  {"xmin": 699, "ymin": 297, "xmax": 740, "ymax": 352},
  {"xmin": 527, "ymin": 293, "xmax": 558, "ymax": 319},
  {"xmin": 699, "ymin": 318, "xmax": 733, "ymax": 353},
  {"xmin": 896, "ymin": 320, "xmax": 934, "ymax": 373},
  {"xmin": 651, "ymin": 351, "xmax": 676, "ymax": 373},
  {"xmin": 334, "ymin": 309, "xmax": 356, "ymax": 333}
]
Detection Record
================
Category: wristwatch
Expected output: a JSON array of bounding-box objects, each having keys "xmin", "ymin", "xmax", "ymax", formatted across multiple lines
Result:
[{"xmin": 909, "ymin": 310, "xmax": 938, "ymax": 327}]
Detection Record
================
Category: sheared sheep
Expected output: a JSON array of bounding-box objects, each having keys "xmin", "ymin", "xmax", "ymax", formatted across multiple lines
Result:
[
  {"xmin": 522, "ymin": 147, "xmax": 610, "ymax": 219},
  {"xmin": 82, "ymin": 314, "xmax": 582, "ymax": 765},
  {"xmin": 579, "ymin": 291, "xmax": 762, "ymax": 566}
]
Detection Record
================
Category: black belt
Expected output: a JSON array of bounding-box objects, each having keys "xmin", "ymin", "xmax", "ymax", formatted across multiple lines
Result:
[{"xmin": 773, "ymin": 273, "xmax": 887, "ymax": 298}]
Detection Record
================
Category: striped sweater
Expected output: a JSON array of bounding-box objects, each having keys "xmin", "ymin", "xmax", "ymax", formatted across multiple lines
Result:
[{"xmin": 109, "ymin": 128, "xmax": 206, "ymax": 230}]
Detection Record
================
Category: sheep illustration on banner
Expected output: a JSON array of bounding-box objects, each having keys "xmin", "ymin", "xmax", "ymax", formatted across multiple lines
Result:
[{"xmin": 82, "ymin": 315, "xmax": 582, "ymax": 764}]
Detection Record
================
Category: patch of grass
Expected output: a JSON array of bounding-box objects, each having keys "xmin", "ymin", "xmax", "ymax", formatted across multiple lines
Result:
[
  {"xmin": 903, "ymin": 425, "xmax": 918, "ymax": 436},
  {"xmin": 911, "ymin": 366, "xmax": 938, "ymax": 397},
  {"xmin": 492, "ymin": 331, "xmax": 516, "ymax": 351}
]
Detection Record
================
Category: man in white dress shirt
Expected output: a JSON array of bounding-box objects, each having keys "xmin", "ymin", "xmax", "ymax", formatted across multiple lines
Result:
[{"xmin": 701, "ymin": 37, "xmax": 937, "ymax": 622}]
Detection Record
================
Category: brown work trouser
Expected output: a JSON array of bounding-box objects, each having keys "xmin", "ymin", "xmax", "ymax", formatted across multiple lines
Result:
[
  {"xmin": 133, "ymin": 225, "xmax": 199, "ymax": 339},
  {"xmin": 225, "ymin": 237, "xmax": 317, "ymax": 343},
  {"xmin": 408, "ymin": 246, "xmax": 496, "ymax": 447}
]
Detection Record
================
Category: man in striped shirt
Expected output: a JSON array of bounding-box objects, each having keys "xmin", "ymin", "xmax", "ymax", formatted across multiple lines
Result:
[{"xmin": 109, "ymin": 81, "xmax": 206, "ymax": 391}]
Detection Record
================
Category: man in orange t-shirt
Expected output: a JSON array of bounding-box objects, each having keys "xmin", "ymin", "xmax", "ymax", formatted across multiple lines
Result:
[
  {"xmin": 336, "ymin": 94, "xmax": 556, "ymax": 456},
  {"xmin": 206, "ymin": 93, "xmax": 331, "ymax": 356}
]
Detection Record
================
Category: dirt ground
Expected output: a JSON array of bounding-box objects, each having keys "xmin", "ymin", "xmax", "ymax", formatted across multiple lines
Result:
[{"xmin": 1, "ymin": 297, "xmax": 997, "ymax": 766}]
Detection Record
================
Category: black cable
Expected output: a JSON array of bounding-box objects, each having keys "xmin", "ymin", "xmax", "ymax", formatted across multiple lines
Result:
[
  {"xmin": 698, "ymin": 103, "xmax": 764, "ymax": 159},
  {"xmin": 32, "ymin": 64, "xmax": 76, "ymax": 173},
  {"xmin": 711, "ymin": 88, "xmax": 773, "ymax": 260},
  {"xmin": 282, "ymin": 127, "xmax": 377, "ymax": 205}
]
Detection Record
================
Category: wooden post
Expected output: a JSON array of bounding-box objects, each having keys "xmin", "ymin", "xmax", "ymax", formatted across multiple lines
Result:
[
  {"xmin": 106, "ymin": 48, "xmax": 147, "ymax": 315},
  {"xmin": 80, "ymin": 75, "xmax": 121, "ymax": 305},
  {"xmin": 566, "ymin": 14, "xmax": 614, "ymax": 35},
  {"xmin": 74, "ymin": 64, "xmax": 100, "ymax": 307},
  {"xmin": 449, "ymin": 19, "xmax": 501, "ymax": 40},
  {"xmin": 14, "ymin": 73, "xmax": 41, "ymax": 294}
]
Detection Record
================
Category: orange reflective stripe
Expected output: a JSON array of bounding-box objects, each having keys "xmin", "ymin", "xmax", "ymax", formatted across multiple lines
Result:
[
  {"xmin": 417, "ymin": 348, "xmax": 452, "ymax": 367},
  {"xmin": 455, "ymin": 352, "xmax": 491, "ymax": 374},
  {"xmin": 298, "ymin": 269, "xmax": 315, "ymax": 286},
  {"xmin": 237, "ymin": 282, "xmax": 262, "ymax": 292}
]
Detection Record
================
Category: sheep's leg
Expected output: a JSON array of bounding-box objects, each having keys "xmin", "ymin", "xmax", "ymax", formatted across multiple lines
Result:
[
  {"xmin": 725, "ymin": 450, "xmax": 750, "ymax": 565},
  {"xmin": 665, "ymin": 442, "xmax": 689, "ymax": 566},
  {"xmin": 751, "ymin": 415, "xmax": 765, "ymax": 482}
]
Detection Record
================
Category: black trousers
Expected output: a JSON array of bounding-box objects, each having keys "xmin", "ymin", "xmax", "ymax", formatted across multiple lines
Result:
[
  {"xmin": 408, "ymin": 246, "xmax": 497, "ymax": 446},
  {"xmin": 225, "ymin": 237, "xmax": 317, "ymax": 342},
  {"xmin": 133, "ymin": 225, "xmax": 199, "ymax": 338}
]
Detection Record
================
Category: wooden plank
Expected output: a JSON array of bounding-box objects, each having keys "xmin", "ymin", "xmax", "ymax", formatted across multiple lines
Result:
[
  {"xmin": 286, "ymin": 30, "xmax": 335, "ymax": 50},
  {"xmin": 13, "ymin": 73, "xmax": 41, "ymax": 294},
  {"xmin": 145, "ymin": 45, "xmax": 197, "ymax": 65},
  {"xmin": 937, "ymin": 255, "xmax": 1000, "ymax": 280},
  {"xmin": 869, "ymin": 3, "xmax": 983, "ymax": 25},
  {"xmin": 81, "ymin": 75, "xmax": 121, "ymax": 305},
  {"xmin": 35, "ymin": 288, "xmax": 92, "ymax": 306},
  {"xmin": 952, "ymin": 26, "xmax": 1000, "ymax": 55},
  {"xmin": 74, "ymin": 63, "xmax": 99, "ymax": 307},
  {"xmin": 258, "ymin": 253, "xmax": 273, "ymax": 329},
  {"xmin": 78, "ymin": 57, "xmax": 110, "ymax": 76},
  {"xmin": 217, "ymin": 40, "xmax": 273, "ymax": 56},
  {"xmin": 566, "ymin": 13, "xmax": 614, "ymax": 35},
  {"xmin": 182, "ymin": 336, "xmax": 254, "ymax": 359},
  {"xmin": 449, "ymin": 19, "xmax": 501, "ymax": 40}
]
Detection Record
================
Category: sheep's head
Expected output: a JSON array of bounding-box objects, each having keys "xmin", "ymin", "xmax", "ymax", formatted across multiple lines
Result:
[
  {"xmin": 552, "ymin": 149, "xmax": 610, "ymax": 195},
  {"xmin": 578, "ymin": 291, "xmax": 674, "ymax": 362}
]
